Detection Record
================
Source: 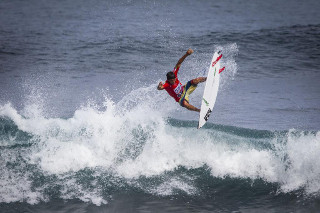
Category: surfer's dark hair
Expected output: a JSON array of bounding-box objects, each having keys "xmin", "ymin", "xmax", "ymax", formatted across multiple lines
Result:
[{"xmin": 166, "ymin": 71, "xmax": 175, "ymax": 80}]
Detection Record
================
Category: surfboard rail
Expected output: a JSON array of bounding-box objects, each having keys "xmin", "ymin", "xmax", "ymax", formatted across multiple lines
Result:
[{"xmin": 198, "ymin": 52, "xmax": 223, "ymax": 129}]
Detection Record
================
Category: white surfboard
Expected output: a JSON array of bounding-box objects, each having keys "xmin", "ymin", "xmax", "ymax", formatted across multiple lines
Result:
[{"xmin": 198, "ymin": 51, "xmax": 224, "ymax": 129}]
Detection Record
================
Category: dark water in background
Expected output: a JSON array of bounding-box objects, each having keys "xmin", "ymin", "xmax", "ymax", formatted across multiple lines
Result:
[{"xmin": 1, "ymin": 0, "xmax": 320, "ymax": 212}]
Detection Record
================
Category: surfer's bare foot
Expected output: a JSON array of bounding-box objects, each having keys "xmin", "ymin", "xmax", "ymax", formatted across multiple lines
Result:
[{"xmin": 192, "ymin": 77, "xmax": 206, "ymax": 85}]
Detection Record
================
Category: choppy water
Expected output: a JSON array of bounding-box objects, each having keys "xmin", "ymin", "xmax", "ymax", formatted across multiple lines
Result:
[{"xmin": 1, "ymin": 0, "xmax": 320, "ymax": 212}]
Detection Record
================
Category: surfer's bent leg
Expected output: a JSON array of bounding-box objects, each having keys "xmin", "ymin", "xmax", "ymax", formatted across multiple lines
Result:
[
  {"xmin": 182, "ymin": 100, "xmax": 200, "ymax": 112},
  {"xmin": 191, "ymin": 77, "xmax": 207, "ymax": 85},
  {"xmin": 178, "ymin": 80, "xmax": 200, "ymax": 112}
]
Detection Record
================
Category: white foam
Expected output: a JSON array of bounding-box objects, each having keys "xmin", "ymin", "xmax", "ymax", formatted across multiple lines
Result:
[
  {"xmin": 0, "ymin": 150, "xmax": 44, "ymax": 204},
  {"xmin": 59, "ymin": 175, "xmax": 107, "ymax": 206},
  {"xmin": 276, "ymin": 130, "xmax": 320, "ymax": 193},
  {"xmin": 0, "ymin": 81, "xmax": 320, "ymax": 205},
  {"xmin": 149, "ymin": 177, "xmax": 198, "ymax": 196}
]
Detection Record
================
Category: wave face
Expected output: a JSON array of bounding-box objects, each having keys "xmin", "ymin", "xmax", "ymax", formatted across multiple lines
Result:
[{"xmin": 0, "ymin": 98, "xmax": 319, "ymax": 206}]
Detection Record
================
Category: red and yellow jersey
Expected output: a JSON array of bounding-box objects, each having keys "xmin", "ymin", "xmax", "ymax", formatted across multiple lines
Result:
[{"xmin": 162, "ymin": 66, "xmax": 184, "ymax": 102}]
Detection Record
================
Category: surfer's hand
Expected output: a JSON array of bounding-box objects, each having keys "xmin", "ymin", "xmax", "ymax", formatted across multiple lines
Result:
[
  {"xmin": 187, "ymin": 48, "xmax": 194, "ymax": 55},
  {"xmin": 157, "ymin": 82, "xmax": 164, "ymax": 90}
]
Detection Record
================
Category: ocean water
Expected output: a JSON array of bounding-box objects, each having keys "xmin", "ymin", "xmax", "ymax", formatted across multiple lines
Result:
[{"xmin": 1, "ymin": 0, "xmax": 320, "ymax": 212}]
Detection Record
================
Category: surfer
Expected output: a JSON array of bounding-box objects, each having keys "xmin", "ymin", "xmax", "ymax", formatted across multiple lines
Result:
[{"xmin": 157, "ymin": 48, "xmax": 206, "ymax": 112}]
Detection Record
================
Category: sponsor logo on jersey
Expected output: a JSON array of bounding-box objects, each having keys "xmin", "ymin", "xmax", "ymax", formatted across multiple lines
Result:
[{"xmin": 174, "ymin": 83, "xmax": 183, "ymax": 96}]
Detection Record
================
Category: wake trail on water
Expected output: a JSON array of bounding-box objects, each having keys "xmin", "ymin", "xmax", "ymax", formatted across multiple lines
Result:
[{"xmin": 0, "ymin": 44, "xmax": 319, "ymax": 205}]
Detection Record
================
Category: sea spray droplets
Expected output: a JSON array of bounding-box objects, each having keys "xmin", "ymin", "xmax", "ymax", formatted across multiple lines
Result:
[{"xmin": 215, "ymin": 43, "xmax": 239, "ymax": 89}]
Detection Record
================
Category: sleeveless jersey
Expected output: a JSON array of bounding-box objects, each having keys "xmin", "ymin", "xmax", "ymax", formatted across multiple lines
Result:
[{"xmin": 162, "ymin": 66, "xmax": 184, "ymax": 102}]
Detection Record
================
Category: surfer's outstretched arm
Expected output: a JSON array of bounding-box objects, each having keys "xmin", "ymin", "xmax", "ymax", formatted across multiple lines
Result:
[{"xmin": 175, "ymin": 48, "xmax": 194, "ymax": 68}]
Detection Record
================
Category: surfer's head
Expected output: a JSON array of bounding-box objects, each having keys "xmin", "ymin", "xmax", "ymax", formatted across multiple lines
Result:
[
  {"xmin": 166, "ymin": 71, "xmax": 176, "ymax": 84},
  {"xmin": 166, "ymin": 71, "xmax": 175, "ymax": 80}
]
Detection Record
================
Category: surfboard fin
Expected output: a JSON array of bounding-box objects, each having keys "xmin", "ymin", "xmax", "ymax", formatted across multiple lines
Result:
[{"xmin": 219, "ymin": 67, "xmax": 225, "ymax": 73}]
